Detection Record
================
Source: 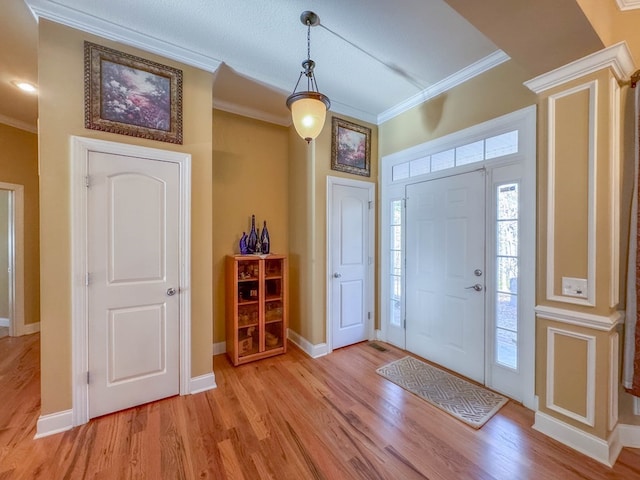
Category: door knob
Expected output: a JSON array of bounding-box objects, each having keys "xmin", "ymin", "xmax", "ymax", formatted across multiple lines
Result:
[
  {"xmin": 333, "ymin": 273, "xmax": 342, "ymax": 278},
  {"xmin": 167, "ymin": 287, "xmax": 177, "ymax": 296},
  {"xmin": 474, "ymin": 269, "xmax": 483, "ymax": 277},
  {"xmin": 464, "ymin": 284, "xmax": 483, "ymax": 292}
]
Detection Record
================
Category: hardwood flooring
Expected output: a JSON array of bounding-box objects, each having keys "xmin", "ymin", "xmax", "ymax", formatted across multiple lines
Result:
[{"xmin": 2, "ymin": 334, "xmax": 640, "ymax": 479}]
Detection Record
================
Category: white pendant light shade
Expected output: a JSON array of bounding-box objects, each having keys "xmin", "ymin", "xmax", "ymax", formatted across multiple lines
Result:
[
  {"xmin": 287, "ymin": 11, "xmax": 330, "ymax": 143},
  {"xmin": 288, "ymin": 93, "xmax": 330, "ymax": 142}
]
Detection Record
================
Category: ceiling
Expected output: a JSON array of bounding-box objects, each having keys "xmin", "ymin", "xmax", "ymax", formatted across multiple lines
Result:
[{"xmin": 2, "ymin": 0, "xmax": 606, "ymax": 133}]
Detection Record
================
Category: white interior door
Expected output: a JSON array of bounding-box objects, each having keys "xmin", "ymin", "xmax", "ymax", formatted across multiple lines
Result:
[
  {"xmin": 329, "ymin": 179, "xmax": 373, "ymax": 350},
  {"xmin": 88, "ymin": 151, "xmax": 180, "ymax": 418},
  {"xmin": 405, "ymin": 170, "xmax": 485, "ymax": 383}
]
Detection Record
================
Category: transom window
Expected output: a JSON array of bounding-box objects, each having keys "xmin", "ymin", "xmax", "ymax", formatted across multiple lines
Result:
[{"xmin": 392, "ymin": 130, "xmax": 518, "ymax": 181}]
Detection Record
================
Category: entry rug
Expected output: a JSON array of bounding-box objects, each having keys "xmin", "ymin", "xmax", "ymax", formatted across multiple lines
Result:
[{"xmin": 376, "ymin": 356, "xmax": 508, "ymax": 429}]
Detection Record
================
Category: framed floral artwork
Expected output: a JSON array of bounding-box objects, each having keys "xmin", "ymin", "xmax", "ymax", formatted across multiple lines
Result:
[
  {"xmin": 331, "ymin": 117, "xmax": 371, "ymax": 177},
  {"xmin": 84, "ymin": 41, "xmax": 183, "ymax": 144}
]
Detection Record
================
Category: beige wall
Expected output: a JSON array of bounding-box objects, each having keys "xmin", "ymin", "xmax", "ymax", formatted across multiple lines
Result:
[
  {"xmin": 287, "ymin": 127, "xmax": 308, "ymax": 338},
  {"xmin": 212, "ymin": 109, "xmax": 289, "ymax": 344},
  {"xmin": 536, "ymin": 70, "xmax": 620, "ymax": 316},
  {"xmin": 287, "ymin": 113, "xmax": 378, "ymax": 345},
  {"xmin": 536, "ymin": 317, "xmax": 613, "ymax": 439},
  {"xmin": 379, "ymin": 60, "xmax": 537, "ymax": 157},
  {"xmin": 0, "ymin": 123, "xmax": 39, "ymax": 325},
  {"xmin": 0, "ymin": 191, "xmax": 8, "ymax": 319},
  {"xmin": 38, "ymin": 20, "xmax": 214, "ymax": 415},
  {"xmin": 577, "ymin": 0, "xmax": 640, "ymax": 64}
]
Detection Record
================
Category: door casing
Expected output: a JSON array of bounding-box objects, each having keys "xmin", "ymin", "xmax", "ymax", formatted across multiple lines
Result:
[
  {"xmin": 326, "ymin": 176, "xmax": 375, "ymax": 353},
  {"xmin": 0, "ymin": 182, "xmax": 24, "ymax": 337},
  {"xmin": 70, "ymin": 136, "xmax": 191, "ymax": 427}
]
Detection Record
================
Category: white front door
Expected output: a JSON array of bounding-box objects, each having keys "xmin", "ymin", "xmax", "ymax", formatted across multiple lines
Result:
[
  {"xmin": 405, "ymin": 170, "xmax": 485, "ymax": 383},
  {"xmin": 88, "ymin": 151, "xmax": 180, "ymax": 418},
  {"xmin": 329, "ymin": 179, "xmax": 373, "ymax": 350}
]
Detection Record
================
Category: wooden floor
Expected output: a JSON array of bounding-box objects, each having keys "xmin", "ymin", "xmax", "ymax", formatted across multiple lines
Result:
[{"xmin": 2, "ymin": 334, "xmax": 640, "ymax": 479}]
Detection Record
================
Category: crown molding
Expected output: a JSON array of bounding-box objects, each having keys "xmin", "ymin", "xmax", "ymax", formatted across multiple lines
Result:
[
  {"xmin": 616, "ymin": 0, "xmax": 640, "ymax": 11},
  {"xmin": 0, "ymin": 114, "xmax": 37, "ymax": 134},
  {"xmin": 377, "ymin": 49, "xmax": 510, "ymax": 124},
  {"xmin": 213, "ymin": 99, "xmax": 291, "ymax": 127},
  {"xmin": 524, "ymin": 42, "xmax": 635, "ymax": 94},
  {"xmin": 24, "ymin": 0, "xmax": 222, "ymax": 73}
]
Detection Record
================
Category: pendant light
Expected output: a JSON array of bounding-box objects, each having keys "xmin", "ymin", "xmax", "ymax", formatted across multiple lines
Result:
[{"xmin": 286, "ymin": 11, "xmax": 331, "ymax": 143}]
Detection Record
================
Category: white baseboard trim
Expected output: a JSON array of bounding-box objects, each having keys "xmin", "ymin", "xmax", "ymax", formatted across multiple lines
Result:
[
  {"xmin": 618, "ymin": 423, "xmax": 640, "ymax": 448},
  {"xmin": 0, "ymin": 318, "xmax": 9, "ymax": 327},
  {"xmin": 190, "ymin": 372, "xmax": 216, "ymax": 394},
  {"xmin": 533, "ymin": 411, "xmax": 620, "ymax": 466},
  {"xmin": 212, "ymin": 341, "xmax": 226, "ymax": 356},
  {"xmin": 34, "ymin": 409, "xmax": 74, "ymax": 439},
  {"xmin": 21, "ymin": 322, "xmax": 40, "ymax": 335},
  {"xmin": 287, "ymin": 329, "xmax": 329, "ymax": 358}
]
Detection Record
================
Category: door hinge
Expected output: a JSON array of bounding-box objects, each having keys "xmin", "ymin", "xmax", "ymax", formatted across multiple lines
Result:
[
  {"xmin": 87, "ymin": 371, "xmax": 90, "ymax": 384},
  {"xmin": 368, "ymin": 312, "xmax": 371, "ymax": 320},
  {"xmin": 368, "ymin": 200, "xmax": 373, "ymax": 210},
  {"xmin": 85, "ymin": 273, "xmax": 90, "ymax": 286},
  {"xmin": 85, "ymin": 175, "xmax": 90, "ymax": 188},
  {"xmin": 403, "ymin": 197, "xmax": 407, "ymax": 208}
]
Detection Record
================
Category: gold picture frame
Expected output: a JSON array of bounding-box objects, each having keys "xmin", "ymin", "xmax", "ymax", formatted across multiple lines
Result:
[
  {"xmin": 84, "ymin": 41, "xmax": 183, "ymax": 144},
  {"xmin": 331, "ymin": 117, "xmax": 371, "ymax": 177}
]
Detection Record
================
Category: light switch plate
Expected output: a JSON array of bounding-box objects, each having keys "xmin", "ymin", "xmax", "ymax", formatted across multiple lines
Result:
[{"xmin": 562, "ymin": 277, "xmax": 588, "ymax": 298}]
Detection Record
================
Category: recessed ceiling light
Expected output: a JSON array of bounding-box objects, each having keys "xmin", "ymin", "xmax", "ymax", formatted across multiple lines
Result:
[{"xmin": 12, "ymin": 81, "xmax": 38, "ymax": 94}]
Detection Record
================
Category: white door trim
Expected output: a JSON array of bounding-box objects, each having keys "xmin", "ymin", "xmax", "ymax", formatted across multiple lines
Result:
[
  {"xmin": 326, "ymin": 176, "xmax": 375, "ymax": 353},
  {"xmin": 0, "ymin": 182, "xmax": 24, "ymax": 337},
  {"xmin": 70, "ymin": 136, "xmax": 191, "ymax": 427}
]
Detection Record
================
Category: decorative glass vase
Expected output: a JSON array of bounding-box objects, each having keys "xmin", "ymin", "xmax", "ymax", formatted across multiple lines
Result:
[
  {"xmin": 247, "ymin": 215, "xmax": 258, "ymax": 254},
  {"xmin": 239, "ymin": 232, "xmax": 248, "ymax": 254},
  {"xmin": 261, "ymin": 221, "xmax": 270, "ymax": 254}
]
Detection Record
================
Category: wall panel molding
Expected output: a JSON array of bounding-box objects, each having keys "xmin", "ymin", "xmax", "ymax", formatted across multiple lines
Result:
[
  {"xmin": 609, "ymin": 332, "xmax": 619, "ymax": 431},
  {"xmin": 545, "ymin": 81, "xmax": 597, "ymax": 306},
  {"xmin": 535, "ymin": 305, "xmax": 624, "ymax": 331},
  {"xmin": 610, "ymin": 77, "xmax": 621, "ymax": 308},
  {"xmin": 546, "ymin": 327, "xmax": 596, "ymax": 427}
]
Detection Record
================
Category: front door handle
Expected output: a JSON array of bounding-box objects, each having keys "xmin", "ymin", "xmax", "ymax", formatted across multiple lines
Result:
[
  {"xmin": 465, "ymin": 284, "xmax": 483, "ymax": 292},
  {"xmin": 333, "ymin": 273, "xmax": 342, "ymax": 278},
  {"xmin": 167, "ymin": 287, "xmax": 177, "ymax": 296}
]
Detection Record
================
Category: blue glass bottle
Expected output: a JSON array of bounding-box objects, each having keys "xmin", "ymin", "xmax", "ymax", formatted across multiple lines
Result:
[{"xmin": 247, "ymin": 215, "xmax": 258, "ymax": 254}]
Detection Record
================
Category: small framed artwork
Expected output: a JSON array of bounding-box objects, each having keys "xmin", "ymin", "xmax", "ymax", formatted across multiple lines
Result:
[
  {"xmin": 331, "ymin": 117, "xmax": 371, "ymax": 177},
  {"xmin": 84, "ymin": 41, "xmax": 183, "ymax": 144}
]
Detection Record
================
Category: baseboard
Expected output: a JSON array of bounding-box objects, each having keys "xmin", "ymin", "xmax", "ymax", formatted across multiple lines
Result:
[
  {"xmin": 533, "ymin": 411, "xmax": 619, "ymax": 466},
  {"xmin": 287, "ymin": 329, "xmax": 329, "ymax": 358},
  {"xmin": 0, "ymin": 318, "xmax": 9, "ymax": 327},
  {"xmin": 34, "ymin": 409, "xmax": 74, "ymax": 439},
  {"xmin": 190, "ymin": 372, "xmax": 216, "ymax": 394},
  {"xmin": 212, "ymin": 341, "xmax": 226, "ymax": 355},
  {"xmin": 618, "ymin": 423, "xmax": 640, "ymax": 448},
  {"xmin": 21, "ymin": 322, "xmax": 40, "ymax": 335}
]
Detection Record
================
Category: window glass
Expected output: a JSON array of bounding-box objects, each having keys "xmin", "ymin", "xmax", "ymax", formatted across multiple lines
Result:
[
  {"xmin": 410, "ymin": 157, "xmax": 430, "ymax": 177},
  {"xmin": 486, "ymin": 131, "xmax": 518, "ymax": 159},
  {"xmin": 392, "ymin": 163, "xmax": 410, "ymax": 181},
  {"xmin": 455, "ymin": 140, "xmax": 484, "ymax": 166},
  {"xmin": 431, "ymin": 149, "xmax": 455, "ymax": 171}
]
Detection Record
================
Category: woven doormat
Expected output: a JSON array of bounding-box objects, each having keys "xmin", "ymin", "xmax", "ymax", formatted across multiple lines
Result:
[{"xmin": 376, "ymin": 356, "xmax": 508, "ymax": 429}]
